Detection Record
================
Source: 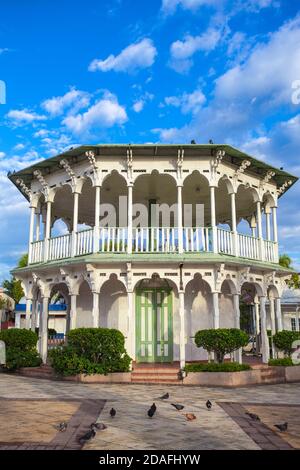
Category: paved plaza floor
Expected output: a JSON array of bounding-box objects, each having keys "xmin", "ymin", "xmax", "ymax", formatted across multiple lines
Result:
[{"xmin": 0, "ymin": 373, "xmax": 299, "ymax": 450}]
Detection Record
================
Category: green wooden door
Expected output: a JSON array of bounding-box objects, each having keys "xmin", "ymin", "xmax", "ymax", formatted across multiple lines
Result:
[{"xmin": 136, "ymin": 288, "xmax": 173, "ymax": 363}]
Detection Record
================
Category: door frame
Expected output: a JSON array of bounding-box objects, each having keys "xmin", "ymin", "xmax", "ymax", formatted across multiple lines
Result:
[{"xmin": 135, "ymin": 287, "xmax": 173, "ymax": 363}]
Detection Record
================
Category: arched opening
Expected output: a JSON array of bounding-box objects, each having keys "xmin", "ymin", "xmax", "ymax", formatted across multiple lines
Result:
[
  {"xmin": 76, "ymin": 280, "xmax": 93, "ymax": 328},
  {"xmin": 51, "ymin": 185, "xmax": 73, "ymax": 234},
  {"xmin": 134, "ymin": 274, "xmax": 177, "ymax": 363},
  {"xmin": 216, "ymin": 178, "xmax": 232, "ymax": 230},
  {"xmin": 240, "ymin": 282, "xmax": 261, "ymax": 357},
  {"xmin": 78, "ymin": 178, "xmax": 95, "ymax": 229},
  {"xmin": 219, "ymin": 279, "xmax": 235, "ymax": 328},
  {"xmin": 49, "ymin": 283, "xmax": 69, "ymax": 335},
  {"xmin": 236, "ymin": 185, "xmax": 258, "ymax": 236},
  {"xmin": 101, "ymin": 171, "xmax": 127, "ymax": 227},
  {"xmin": 184, "ymin": 274, "xmax": 212, "ymax": 361},
  {"xmin": 100, "ymin": 274, "xmax": 127, "ymax": 335},
  {"xmin": 182, "ymin": 171, "xmax": 209, "ymax": 227}
]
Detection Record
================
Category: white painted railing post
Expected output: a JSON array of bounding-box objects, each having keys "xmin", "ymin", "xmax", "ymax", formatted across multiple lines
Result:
[
  {"xmin": 210, "ymin": 186, "xmax": 218, "ymax": 253},
  {"xmin": 127, "ymin": 184, "xmax": 133, "ymax": 254},
  {"xmin": 93, "ymin": 185, "xmax": 101, "ymax": 253},
  {"xmin": 256, "ymin": 200, "xmax": 264, "ymax": 261}
]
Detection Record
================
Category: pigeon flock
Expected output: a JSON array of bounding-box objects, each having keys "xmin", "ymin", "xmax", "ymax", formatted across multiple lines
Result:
[{"xmin": 56, "ymin": 392, "xmax": 289, "ymax": 447}]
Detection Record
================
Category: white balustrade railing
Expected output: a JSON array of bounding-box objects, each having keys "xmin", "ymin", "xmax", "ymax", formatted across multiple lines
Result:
[
  {"xmin": 217, "ymin": 228, "xmax": 234, "ymax": 255},
  {"xmin": 31, "ymin": 240, "xmax": 44, "ymax": 264},
  {"xmin": 99, "ymin": 227, "xmax": 127, "ymax": 253},
  {"xmin": 48, "ymin": 233, "xmax": 71, "ymax": 261},
  {"xmin": 264, "ymin": 240, "xmax": 278, "ymax": 263},
  {"xmin": 29, "ymin": 226, "xmax": 279, "ymax": 264},
  {"xmin": 76, "ymin": 228, "xmax": 94, "ymax": 256},
  {"xmin": 238, "ymin": 233, "xmax": 260, "ymax": 260},
  {"xmin": 183, "ymin": 227, "xmax": 211, "ymax": 252}
]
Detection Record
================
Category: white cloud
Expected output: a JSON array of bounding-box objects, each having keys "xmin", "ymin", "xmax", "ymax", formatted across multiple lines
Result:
[
  {"xmin": 33, "ymin": 129, "xmax": 49, "ymax": 138},
  {"xmin": 164, "ymin": 89, "xmax": 206, "ymax": 114},
  {"xmin": 6, "ymin": 109, "xmax": 47, "ymax": 125},
  {"xmin": 215, "ymin": 15, "xmax": 300, "ymax": 108},
  {"xmin": 0, "ymin": 152, "xmax": 5, "ymax": 158},
  {"xmin": 62, "ymin": 92, "xmax": 127, "ymax": 135},
  {"xmin": 42, "ymin": 88, "xmax": 91, "ymax": 116},
  {"xmin": 13, "ymin": 143, "xmax": 25, "ymax": 151},
  {"xmin": 132, "ymin": 92, "xmax": 154, "ymax": 113},
  {"xmin": 0, "ymin": 48, "xmax": 9, "ymax": 55},
  {"xmin": 89, "ymin": 38, "xmax": 157, "ymax": 73},
  {"xmin": 162, "ymin": 0, "xmax": 277, "ymax": 15}
]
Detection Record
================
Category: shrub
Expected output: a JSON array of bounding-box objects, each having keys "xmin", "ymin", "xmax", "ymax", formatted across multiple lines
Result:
[
  {"xmin": 194, "ymin": 328, "xmax": 249, "ymax": 363},
  {"xmin": 0, "ymin": 329, "xmax": 41, "ymax": 370},
  {"xmin": 49, "ymin": 328, "xmax": 131, "ymax": 376},
  {"xmin": 184, "ymin": 362, "xmax": 250, "ymax": 372},
  {"xmin": 272, "ymin": 330, "xmax": 300, "ymax": 357},
  {"xmin": 268, "ymin": 358, "xmax": 294, "ymax": 367}
]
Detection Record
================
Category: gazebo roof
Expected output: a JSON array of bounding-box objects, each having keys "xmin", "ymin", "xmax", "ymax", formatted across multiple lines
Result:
[{"xmin": 8, "ymin": 143, "xmax": 298, "ymax": 201}]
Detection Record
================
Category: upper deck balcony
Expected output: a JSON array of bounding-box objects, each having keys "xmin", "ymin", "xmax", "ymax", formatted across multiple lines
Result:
[{"xmin": 8, "ymin": 144, "xmax": 297, "ymax": 267}]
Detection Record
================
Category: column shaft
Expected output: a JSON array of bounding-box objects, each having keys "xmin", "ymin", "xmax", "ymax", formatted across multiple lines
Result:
[
  {"xmin": 126, "ymin": 290, "xmax": 134, "ymax": 361},
  {"xmin": 260, "ymin": 296, "xmax": 270, "ymax": 363},
  {"xmin": 69, "ymin": 294, "xmax": 77, "ymax": 330},
  {"xmin": 127, "ymin": 185, "xmax": 133, "ymax": 254},
  {"xmin": 179, "ymin": 291, "xmax": 185, "ymax": 369},
  {"xmin": 92, "ymin": 292, "xmax": 99, "ymax": 328},
  {"xmin": 28, "ymin": 206, "xmax": 35, "ymax": 263},
  {"xmin": 210, "ymin": 186, "xmax": 217, "ymax": 253},
  {"xmin": 25, "ymin": 298, "xmax": 32, "ymax": 330},
  {"xmin": 44, "ymin": 201, "xmax": 52, "ymax": 261},
  {"xmin": 230, "ymin": 192, "xmax": 238, "ymax": 256},
  {"xmin": 233, "ymin": 293, "xmax": 242, "ymax": 363},
  {"xmin": 177, "ymin": 185, "xmax": 183, "ymax": 253},
  {"xmin": 275, "ymin": 298, "xmax": 283, "ymax": 331},
  {"xmin": 71, "ymin": 192, "xmax": 79, "ymax": 257},
  {"xmin": 93, "ymin": 186, "xmax": 101, "ymax": 253},
  {"xmin": 40, "ymin": 297, "xmax": 49, "ymax": 364},
  {"xmin": 212, "ymin": 292, "xmax": 219, "ymax": 329}
]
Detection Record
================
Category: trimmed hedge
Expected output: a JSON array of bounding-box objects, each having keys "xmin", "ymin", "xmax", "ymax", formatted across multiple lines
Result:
[
  {"xmin": 194, "ymin": 328, "xmax": 249, "ymax": 363},
  {"xmin": 268, "ymin": 358, "xmax": 295, "ymax": 367},
  {"xmin": 0, "ymin": 329, "xmax": 41, "ymax": 370},
  {"xmin": 49, "ymin": 328, "xmax": 131, "ymax": 376},
  {"xmin": 184, "ymin": 362, "xmax": 251, "ymax": 372},
  {"xmin": 272, "ymin": 330, "xmax": 300, "ymax": 357}
]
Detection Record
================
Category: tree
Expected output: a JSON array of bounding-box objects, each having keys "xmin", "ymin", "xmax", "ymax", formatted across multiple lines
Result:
[
  {"xmin": 279, "ymin": 254, "xmax": 300, "ymax": 289},
  {"xmin": 194, "ymin": 328, "xmax": 249, "ymax": 363},
  {"xmin": 2, "ymin": 253, "xmax": 28, "ymax": 304},
  {"xmin": 273, "ymin": 330, "xmax": 300, "ymax": 357}
]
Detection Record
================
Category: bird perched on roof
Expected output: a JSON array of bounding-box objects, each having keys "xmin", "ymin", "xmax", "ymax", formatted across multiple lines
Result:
[
  {"xmin": 90, "ymin": 422, "xmax": 107, "ymax": 431},
  {"xmin": 148, "ymin": 403, "xmax": 157, "ymax": 418},
  {"xmin": 274, "ymin": 422, "xmax": 288, "ymax": 432},
  {"xmin": 209, "ymin": 139, "xmax": 214, "ymax": 144},
  {"xmin": 206, "ymin": 400, "xmax": 212, "ymax": 410},
  {"xmin": 78, "ymin": 428, "xmax": 96, "ymax": 444},
  {"xmin": 191, "ymin": 140, "xmax": 196, "ymax": 144},
  {"xmin": 171, "ymin": 403, "xmax": 184, "ymax": 411},
  {"xmin": 246, "ymin": 412, "xmax": 260, "ymax": 421},
  {"xmin": 110, "ymin": 408, "xmax": 116, "ymax": 418},
  {"xmin": 158, "ymin": 393, "xmax": 169, "ymax": 400}
]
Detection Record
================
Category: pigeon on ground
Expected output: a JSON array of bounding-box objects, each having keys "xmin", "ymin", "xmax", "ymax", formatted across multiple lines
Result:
[
  {"xmin": 148, "ymin": 404, "xmax": 156, "ymax": 418},
  {"xmin": 246, "ymin": 412, "xmax": 260, "ymax": 421},
  {"xmin": 150, "ymin": 403, "xmax": 157, "ymax": 412},
  {"xmin": 206, "ymin": 400, "xmax": 212, "ymax": 410},
  {"xmin": 171, "ymin": 403, "xmax": 185, "ymax": 411},
  {"xmin": 110, "ymin": 408, "xmax": 116, "ymax": 418},
  {"xmin": 185, "ymin": 413, "xmax": 196, "ymax": 421},
  {"xmin": 159, "ymin": 393, "xmax": 169, "ymax": 400},
  {"xmin": 274, "ymin": 422, "xmax": 288, "ymax": 432},
  {"xmin": 56, "ymin": 422, "xmax": 67, "ymax": 432},
  {"xmin": 90, "ymin": 422, "xmax": 107, "ymax": 431},
  {"xmin": 78, "ymin": 428, "xmax": 96, "ymax": 444}
]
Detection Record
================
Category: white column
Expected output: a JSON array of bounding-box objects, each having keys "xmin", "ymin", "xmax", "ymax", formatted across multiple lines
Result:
[
  {"xmin": 44, "ymin": 201, "xmax": 52, "ymax": 261},
  {"xmin": 210, "ymin": 186, "xmax": 218, "ymax": 253},
  {"xmin": 212, "ymin": 292, "xmax": 219, "ymax": 329},
  {"xmin": 14, "ymin": 312, "xmax": 21, "ymax": 329},
  {"xmin": 179, "ymin": 290, "xmax": 185, "ymax": 369},
  {"xmin": 71, "ymin": 192, "xmax": 79, "ymax": 257},
  {"xmin": 272, "ymin": 206, "xmax": 278, "ymax": 243},
  {"xmin": 127, "ymin": 184, "xmax": 133, "ymax": 254},
  {"xmin": 295, "ymin": 308, "xmax": 300, "ymax": 332},
  {"xmin": 25, "ymin": 298, "xmax": 32, "ymax": 330},
  {"xmin": 259, "ymin": 296, "xmax": 270, "ymax": 363},
  {"xmin": 28, "ymin": 206, "xmax": 35, "ymax": 264},
  {"xmin": 269, "ymin": 297, "xmax": 277, "ymax": 358},
  {"xmin": 92, "ymin": 292, "xmax": 99, "ymax": 328},
  {"xmin": 69, "ymin": 294, "xmax": 77, "ymax": 330},
  {"xmin": 256, "ymin": 201, "xmax": 264, "ymax": 260},
  {"xmin": 39, "ymin": 297, "xmax": 49, "ymax": 364},
  {"xmin": 31, "ymin": 298, "xmax": 37, "ymax": 332},
  {"xmin": 230, "ymin": 192, "xmax": 238, "ymax": 256},
  {"xmin": 35, "ymin": 210, "xmax": 40, "ymax": 241},
  {"xmin": 93, "ymin": 185, "xmax": 101, "ymax": 253},
  {"xmin": 177, "ymin": 184, "xmax": 183, "ymax": 254},
  {"xmin": 126, "ymin": 290, "xmax": 134, "ymax": 361},
  {"xmin": 233, "ymin": 293, "xmax": 242, "ymax": 363},
  {"xmin": 275, "ymin": 297, "xmax": 283, "ymax": 331},
  {"xmin": 265, "ymin": 210, "xmax": 271, "ymax": 241}
]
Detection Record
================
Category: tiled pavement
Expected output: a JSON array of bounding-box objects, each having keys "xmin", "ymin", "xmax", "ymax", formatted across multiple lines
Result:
[{"xmin": 0, "ymin": 373, "xmax": 300, "ymax": 450}]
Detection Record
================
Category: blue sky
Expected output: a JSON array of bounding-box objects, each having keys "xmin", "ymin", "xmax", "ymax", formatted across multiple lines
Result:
[{"xmin": 0, "ymin": 0, "xmax": 300, "ymax": 281}]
